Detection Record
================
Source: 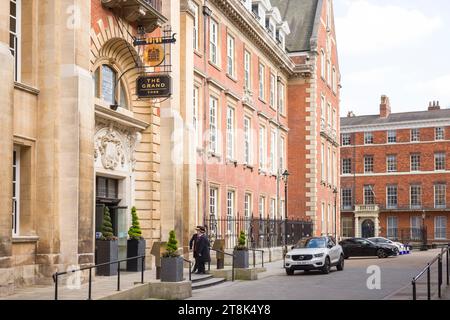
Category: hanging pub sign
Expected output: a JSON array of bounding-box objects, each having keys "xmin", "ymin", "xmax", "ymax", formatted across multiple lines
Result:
[
  {"xmin": 144, "ymin": 44, "xmax": 165, "ymax": 67},
  {"xmin": 133, "ymin": 34, "xmax": 177, "ymax": 47},
  {"xmin": 137, "ymin": 75, "xmax": 172, "ymax": 98}
]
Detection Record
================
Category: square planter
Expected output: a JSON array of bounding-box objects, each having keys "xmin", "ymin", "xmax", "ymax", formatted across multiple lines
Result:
[
  {"xmin": 95, "ymin": 240, "xmax": 119, "ymax": 276},
  {"xmin": 127, "ymin": 239, "xmax": 146, "ymax": 272},
  {"xmin": 233, "ymin": 250, "xmax": 249, "ymax": 269},
  {"xmin": 161, "ymin": 256, "xmax": 184, "ymax": 282}
]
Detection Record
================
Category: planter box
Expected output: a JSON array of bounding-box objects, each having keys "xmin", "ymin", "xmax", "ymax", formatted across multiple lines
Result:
[
  {"xmin": 233, "ymin": 250, "xmax": 249, "ymax": 269},
  {"xmin": 96, "ymin": 240, "xmax": 119, "ymax": 276},
  {"xmin": 127, "ymin": 239, "xmax": 146, "ymax": 272},
  {"xmin": 161, "ymin": 256, "xmax": 184, "ymax": 282}
]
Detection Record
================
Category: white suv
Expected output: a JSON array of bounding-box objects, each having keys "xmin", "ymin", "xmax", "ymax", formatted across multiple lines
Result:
[{"xmin": 285, "ymin": 236, "xmax": 345, "ymax": 275}]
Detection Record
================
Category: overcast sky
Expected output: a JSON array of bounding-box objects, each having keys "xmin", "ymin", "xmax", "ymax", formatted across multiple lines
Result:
[{"xmin": 334, "ymin": 0, "xmax": 450, "ymax": 117}]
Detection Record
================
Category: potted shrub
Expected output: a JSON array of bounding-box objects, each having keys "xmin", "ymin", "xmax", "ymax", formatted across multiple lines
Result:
[
  {"xmin": 95, "ymin": 207, "xmax": 119, "ymax": 276},
  {"xmin": 160, "ymin": 230, "xmax": 184, "ymax": 282},
  {"xmin": 233, "ymin": 230, "xmax": 249, "ymax": 269},
  {"xmin": 126, "ymin": 206, "xmax": 146, "ymax": 272}
]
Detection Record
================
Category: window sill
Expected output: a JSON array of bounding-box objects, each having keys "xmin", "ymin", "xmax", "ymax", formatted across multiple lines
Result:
[
  {"xmin": 244, "ymin": 164, "xmax": 254, "ymax": 171},
  {"xmin": 226, "ymin": 73, "xmax": 238, "ymax": 83},
  {"xmin": 14, "ymin": 82, "xmax": 40, "ymax": 96},
  {"xmin": 12, "ymin": 236, "xmax": 40, "ymax": 244},
  {"xmin": 194, "ymin": 50, "xmax": 203, "ymax": 58},
  {"xmin": 258, "ymin": 97, "xmax": 267, "ymax": 105},
  {"xmin": 208, "ymin": 60, "xmax": 222, "ymax": 72},
  {"xmin": 208, "ymin": 151, "xmax": 221, "ymax": 160},
  {"xmin": 258, "ymin": 169, "xmax": 267, "ymax": 175},
  {"xmin": 226, "ymin": 158, "xmax": 238, "ymax": 166}
]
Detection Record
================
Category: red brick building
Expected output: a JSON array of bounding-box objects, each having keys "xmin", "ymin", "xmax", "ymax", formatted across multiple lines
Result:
[
  {"xmin": 272, "ymin": 0, "xmax": 341, "ymax": 237},
  {"xmin": 341, "ymin": 97, "xmax": 450, "ymax": 245}
]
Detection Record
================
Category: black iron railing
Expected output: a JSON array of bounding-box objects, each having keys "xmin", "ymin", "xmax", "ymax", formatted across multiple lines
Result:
[
  {"xmin": 412, "ymin": 245, "xmax": 450, "ymax": 300},
  {"xmin": 182, "ymin": 257, "xmax": 193, "ymax": 281},
  {"xmin": 249, "ymin": 248, "xmax": 264, "ymax": 268},
  {"xmin": 52, "ymin": 255, "xmax": 145, "ymax": 300},
  {"xmin": 208, "ymin": 248, "xmax": 235, "ymax": 281},
  {"xmin": 142, "ymin": 0, "xmax": 162, "ymax": 12},
  {"xmin": 205, "ymin": 216, "xmax": 313, "ymax": 249}
]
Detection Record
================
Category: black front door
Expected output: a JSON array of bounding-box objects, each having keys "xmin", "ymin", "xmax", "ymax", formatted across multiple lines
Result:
[{"xmin": 362, "ymin": 219, "xmax": 375, "ymax": 238}]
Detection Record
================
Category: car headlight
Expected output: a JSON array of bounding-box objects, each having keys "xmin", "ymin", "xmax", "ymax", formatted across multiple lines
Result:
[
  {"xmin": 286, "ymin": 254, "xmax": 291, "ymax": 259},
  {"xmin": 314, "ymin": 253, "xmax": 324, "ymax": 258}
]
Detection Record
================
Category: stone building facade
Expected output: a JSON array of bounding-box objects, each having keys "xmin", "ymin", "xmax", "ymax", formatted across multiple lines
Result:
[{"xmin": 341, "ymin": 97, "xmax": 450, "ymax": 244}]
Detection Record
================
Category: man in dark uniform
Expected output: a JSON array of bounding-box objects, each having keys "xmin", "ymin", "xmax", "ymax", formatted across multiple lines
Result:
[
  {"xmin": 189, "ymin": 226, "xmax": 202, "ymax": 273},
  {"xmin": 195, "ymin": 226, "xmax": 210, "ymax": 274}
]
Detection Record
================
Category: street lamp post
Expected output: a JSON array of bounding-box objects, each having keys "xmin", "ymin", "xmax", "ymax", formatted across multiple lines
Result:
[
  {"xmin": 333, "ymin": 188, "xmax": 338, "ymax": 241},
  {"xmin": 282, "ymin": 170, "xmax": 289, "ymax": 260},
  {"xmin": 421, "ymin": 210, "xmax": 428, "ymax": 251}
]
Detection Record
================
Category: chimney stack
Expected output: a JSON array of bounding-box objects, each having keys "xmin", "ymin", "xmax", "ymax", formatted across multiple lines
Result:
[
  {"xmin": 347, "ymin": 111, "xmax": 355, "ymax": 118},
  {"xmin": 380, "ymin": 95, "xmax": 391, "ymax": 118},
  {"xmin": 428, "ymin": 100, "xmax": 441, "ymax": 111}
]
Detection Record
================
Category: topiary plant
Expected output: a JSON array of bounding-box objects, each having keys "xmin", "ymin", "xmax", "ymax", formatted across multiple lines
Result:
[
  {"xmin": 128, "ymin": 206, "xmax": 143, "ymax": 240},
  {"xmin": 234, "ymin": 230, "xmax": 248, "ymax": 250},
  {"xmin": 101, "ymin": 206, "xmax": 117, "ymax": 240},
  {"xmin": 163, "ymin": 230, "xmax": 180, "ymax": 257}
]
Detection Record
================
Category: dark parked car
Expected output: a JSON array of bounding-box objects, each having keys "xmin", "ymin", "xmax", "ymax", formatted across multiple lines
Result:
[{"xmin": 339, "ymin": 238, "xmax": 398, "ymax": 259}]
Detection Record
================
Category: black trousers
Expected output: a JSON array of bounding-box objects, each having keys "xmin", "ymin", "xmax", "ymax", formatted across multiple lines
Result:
[
  {"xmin": 197, "ymin": 260, "xmax": 206, "ymax": 273},
  {"xmin": 192, "ymin": 259, "xmax": 198, "ymax": 272}
]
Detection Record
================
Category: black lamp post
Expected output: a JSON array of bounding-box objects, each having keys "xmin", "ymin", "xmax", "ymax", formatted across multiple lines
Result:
[
  {"xmin": 421, "ymin": 210, "xmax": 428, "ymax": 251},
  {"xmin": 282, "ymin": 170, "xmax": 289, "ymax": 257},
  {"xmin": 333, "ymin": 187, "xmax": 338, "ymax": 241}
]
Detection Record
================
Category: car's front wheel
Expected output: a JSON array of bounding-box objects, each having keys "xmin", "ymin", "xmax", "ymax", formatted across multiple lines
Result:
[
  {"xmin": 336, "ymin": 255, "xmax": 345, "ymax": 271},
  {"xmin": 321, "ymin": 257, "xmax": 331, "ymax": 274},
  {"xmin": 286, "ymin": 268, "xmax": 294, "ymax": 276},
  {"xmin": 377, "ymin": 249, "xmax": 387, "ymax": 258}
]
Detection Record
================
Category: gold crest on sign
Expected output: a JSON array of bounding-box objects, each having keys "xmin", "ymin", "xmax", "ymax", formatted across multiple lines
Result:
[{"xmin": 144, "ymin": 44, "xmax": 165, "ymax": 67}]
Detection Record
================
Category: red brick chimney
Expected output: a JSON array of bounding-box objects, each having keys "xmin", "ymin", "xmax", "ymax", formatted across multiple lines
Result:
[
  {"xmin": 380, "ymin": 95, "xmax": 391, "ymax": 118},
  {"xmin": 428, "ymin": 101, "xmax": 441, "ymax": 111}
]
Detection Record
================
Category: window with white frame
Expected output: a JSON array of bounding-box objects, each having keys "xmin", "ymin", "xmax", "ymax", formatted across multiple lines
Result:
[
  {"xmin": 10, "ymin": 0, "xmax": 21, "ymax": 82},
  {"xmin": 193, "ymin": 2, "xmax": 199, "ymax": 51},
  {"xmin": 259, "ymin": 196, "xmax": 265, "ymax": 218},
  {"xmin": 327, "ymin": 147, "xmax": 331, "ymax": 184},
  {"xmin": 193, "ymin": 87, "xmax": 199, "ymax": 147},
  {"xmin": 244, "ymin": 116, "xmax": 252, "ymax": 164},
  {"xmin": 278, "ymin": 82, "xmax": 285, "ymax": 114},
  {"xmin": 209, "ymin": 96, "xmax": 218, "ymax": 153},
  {"xmin": 226, "ymin": 106, "xmax": 235, "ymax": 160},
  {"xmin": 209, "ymin": 18, "xmax": 218, "ymax": 64},
  {"xmin": 342, "ymin": 217, "xmax": 353, "ymax": 238},
  {"xmin": 321, "ymin": 50, "xmax": 325, "ymax": 79},
  {"xmin": 411, "ymin": 128, "xmax": 420, "ymax": 142},
  {"xmin": 435, "ymin": 152, "xmax": 446, "ymax": 171},
  {"xmin": 227, "ymin": 190, "xmax": 235, "ymax": 233},
  {"xmin": 435, "ymin": 184, "xmax": 446, "ymax": 208},
  {"xmin": 259, "ymin": 126, "xmax": 266, "ymax": 170},
  {"xmin": 387, "ymin": 185, "xmax": 398, "ymax": 209},
  {"xmin": 209, "ymin": 187, "xmax": 218, "ymax": 219},
  {"xmin": 436, "ymin": 127, "xmax": 445, "ymax": 141},
  {"xmin": 387, "ymin": 216, "xmax": 398, "ymax": 239},
  {"xmin": 270, "ymin": 198, "xmax": 276, "ymax": 219},
  {"xmin": 280, "ymin": 200, "xmax": 285, "ymax": 220},
  {"xmin": 244, "ymin": 193, "xmax": 252, "ymax": 218},
  {"xmin": 332, "ymin": 67, "xmax": 337, "ymax": 93},
  {"xmin": 364, "ymin": 155, "xmax": 374, "ymax": 173},
  {"xmin": 332, "ymin": 109, "xmax": 336, "ymax": 131},
  {"xmin": 259, "ymin": 63, "xmax": 265, "ymax": 100},
  {"xmin": 244, "ymin": 50, "xmax": 251, "ymax": 90},
  {"xmin": 270, "ymin": 74, "xmax": 276, "ymax": 107},
  {"xmin": 321, "ymin": 203, "xmax": 326, "ymax": 234},
  {"xmin": 387, "ymin": 155, "xmax": 397, "ymax": 173},
  {"xmin": 327, "ymin": 103, "xmax": 332, "ymax": 126},
  {"xmin": 342, "ymin": 158, "xmax": 352, "ymax": 175},
  {"xmin": 327, "ymin": 204, "xmax": 331, "ymax": 234},
  {"xmin": 342, "ymin": 133, "xmax": 351, "ymax": 146},
  {"xmin": 280, "ymin": 136, "xmax": 286, "ymax": 172},
  {"xmin": 342, "ymin": 188, "xmax": 352, "ymax": 210},
  {"xmin": 411, "ymin": 216, "xmax": 422, "ymax": 240},
  {"xmin": 327, "ymin": 60, "xmax": 331, "ymax": 86},
  {"xmin": 321, "ymin": 143, "xmax": 325, "ymax": 181},
  {"xmin": 411, "ymin": 154, "xmax": 421, "ymax": 172},
  {"xmin": 410, "ymin": 185, "xmax": 422, "ymax": 209},
  {"xmin": 321, "ymin": 95, "xmax": 326, "ymax": 120},
  {"xmin": 364, "ymin": 185, "xmax": 375, "ymax": 205},
  {"xmin": 435, "ymin": 216, "xmax": 447, "ymax": 240},
  {"xmin": 270, "ymin": 130, "xmax": 276, "ymax": 174},
  {"xmin": 364, "ymin": 132, "xmax": 374, "ymax": 145},
  {"xmin": 387, "ymin": 130, "xmax": 397, "ymax": 143},
  {"xmin": 12, "ymin": 147, "xmax": 20, "ymax": 236},
  {"xmin": 227, "ymin": 34, "xmax": 235, "ymax": 77}
]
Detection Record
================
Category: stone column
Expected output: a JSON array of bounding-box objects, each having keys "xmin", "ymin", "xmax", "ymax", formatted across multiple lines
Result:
[
  {"xmin": 354, "ymin": 216, "xmax": 360, "ymax": 238},
  {"xmin": 160, "ymin": 0, "xmax": 184, "ymax": 243},
  {"xmin": 0, "ymin": 0, "xmax": 16, "ymax": 296},
  {"xmin": 180, "ymin": 0, "xmax": 196, "ymax": 256}
]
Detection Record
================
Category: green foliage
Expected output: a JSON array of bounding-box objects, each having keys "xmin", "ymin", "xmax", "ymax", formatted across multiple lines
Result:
[
  {"xmin": 234, "ymin": 230, "xmax": 248, "ymax": 250},
  {"xmin": 163, "ymin": 230, "xmax": 180, "ymax": 257},
  {"xmin": 128, "ymin": 206, "xmax": 143, "ymax": 240},
  {"xmin": 101, "ymin": 207, "xmax": 116, "ymax": 241}
]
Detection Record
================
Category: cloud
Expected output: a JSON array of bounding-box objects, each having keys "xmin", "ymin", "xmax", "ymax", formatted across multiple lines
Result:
[
  {"xmin": 336, "ymin": 0, "xmax": 443, "ymax": 55},
  {"xmin": 408, "ymin": 74, "xmax": 450, "ymax": 107}
]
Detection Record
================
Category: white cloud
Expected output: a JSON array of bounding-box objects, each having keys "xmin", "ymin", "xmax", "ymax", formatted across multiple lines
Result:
[
  {"xmin": 408, "ymin": 74, "xmax": 450, "ymax": 107},
  {"xmin": 336, "ymin": 0, "xmax": 443, "ymax": 55}
]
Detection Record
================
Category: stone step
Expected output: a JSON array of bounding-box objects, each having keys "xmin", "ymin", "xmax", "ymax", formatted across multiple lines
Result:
[
  {"xmin": 192, "ymin": 277, "xmax": 226, "ymax": 290},
  {"xmin": 190, "ymin": 274, "xmax": 213, "ymax": 283}
]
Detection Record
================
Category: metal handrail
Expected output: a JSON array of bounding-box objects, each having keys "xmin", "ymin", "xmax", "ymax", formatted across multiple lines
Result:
[
  {"xmin": 209, "ymin": 248, "xmax": 235, "ymax": 281},
  {"xmin": 52, "ymin": 255, "xmax": 145, "ymax": 300},
  {"xmin": 412, "ymin": 245, "xmax": 450, "ymax": 300},
  {"xmin": 248, "ymin": 248, "xmax": 265, "ymax": 268},
  {"xmin": 181, "ymin": 257, "xmax": 193, "ymax": 281}
]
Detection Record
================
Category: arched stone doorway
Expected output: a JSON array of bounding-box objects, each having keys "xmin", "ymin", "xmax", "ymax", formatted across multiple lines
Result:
[{"xmin": 362, "ymin": 219, "xmax": 375, "ymax": 238}]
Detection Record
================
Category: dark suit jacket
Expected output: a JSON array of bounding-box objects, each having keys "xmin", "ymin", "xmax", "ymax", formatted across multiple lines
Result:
[
  {"xmin": 195, "ymin": 234, "xmax": 211, "ymax": 262},
  {"xmin": 189, "ymin": 234, "xmax": 198, "ymax": 258}
]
